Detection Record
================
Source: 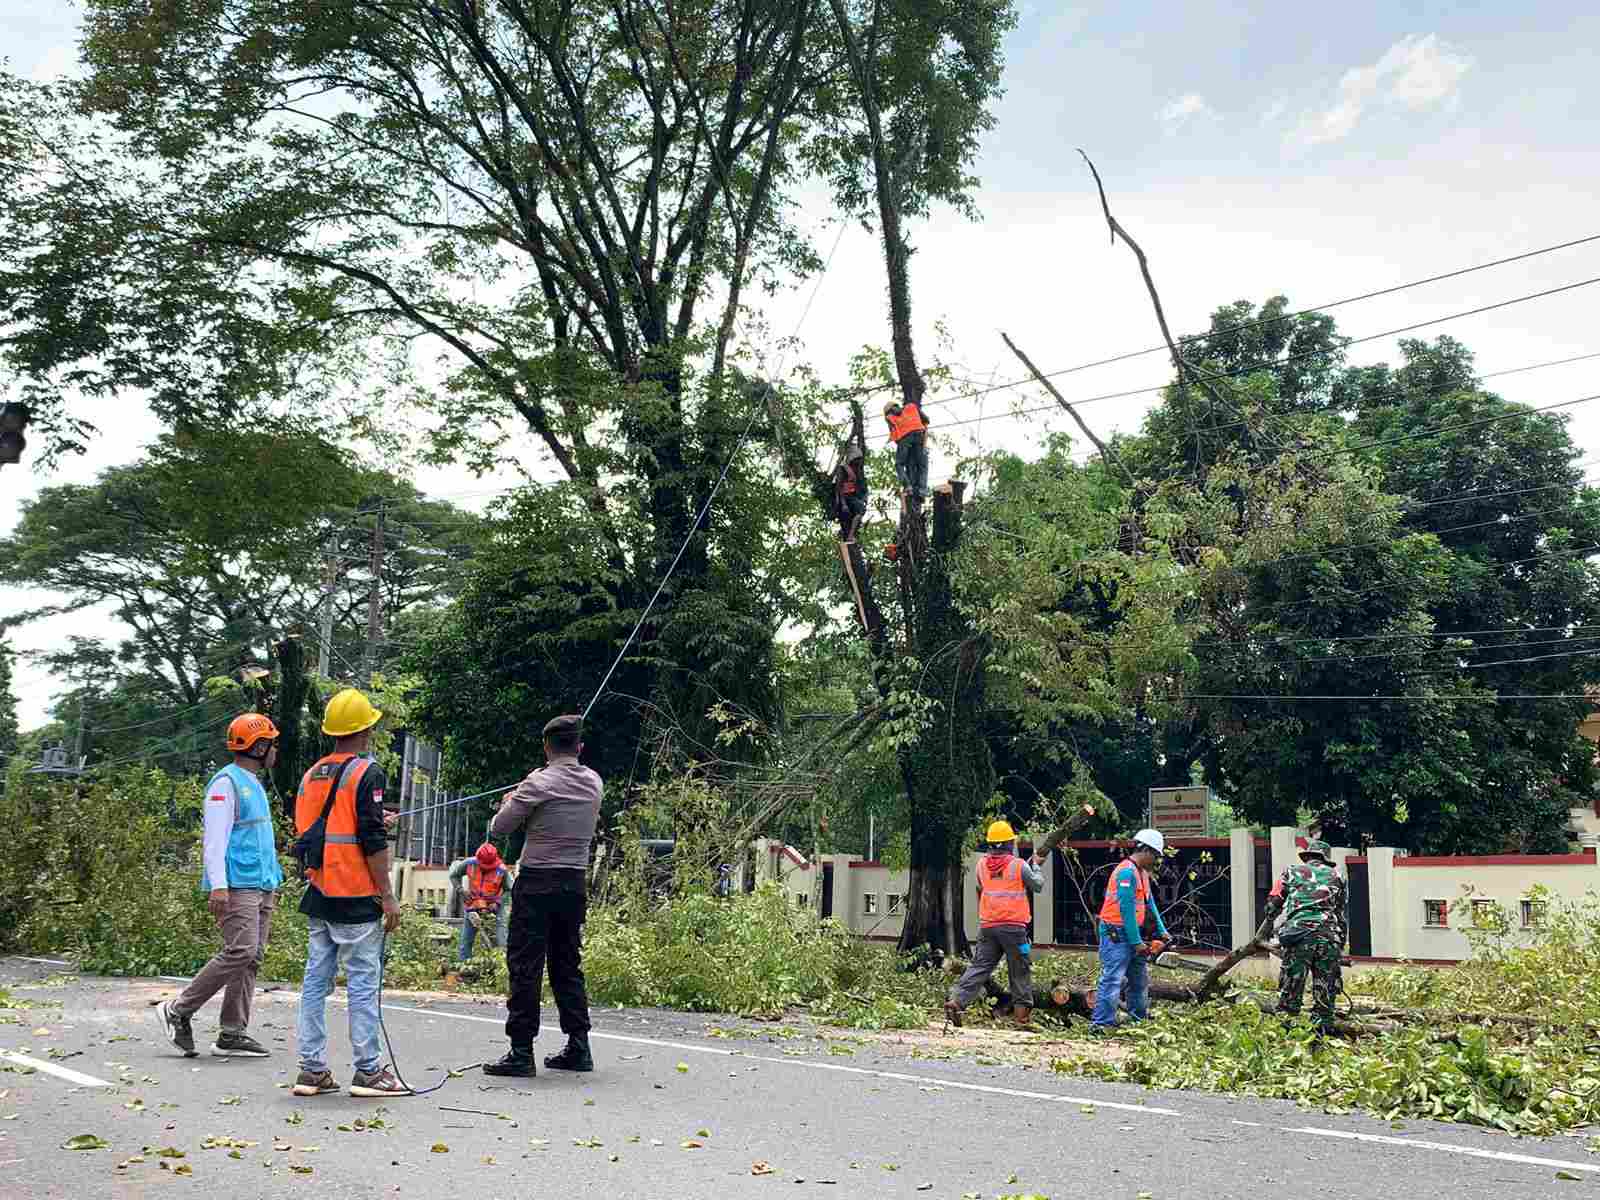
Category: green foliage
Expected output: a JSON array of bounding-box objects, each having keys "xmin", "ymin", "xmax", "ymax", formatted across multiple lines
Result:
[
  {"xmin": 1066, "ymin": 890, "xmax": 1600, "ymax": 1134},
  {"xmin": 1066, "ymin": 1002, "xmax": 1599, "ymax": 1135},
  {"xmin": 0, "ymin": 636, "xmax": 18, "ymax": 764},
  {"xmin": 583, "ymin": 884, "xmax": 884, "ymax": 1019},
  {"xmin": 0, "ymin": 429, "xmax": 482, "ymax": 779}
]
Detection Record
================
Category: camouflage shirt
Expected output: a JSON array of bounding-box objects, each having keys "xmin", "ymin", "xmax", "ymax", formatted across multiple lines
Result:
[{"xmin": 1267, "ymin": 861, "xmax": 1347, "ymax": 941}]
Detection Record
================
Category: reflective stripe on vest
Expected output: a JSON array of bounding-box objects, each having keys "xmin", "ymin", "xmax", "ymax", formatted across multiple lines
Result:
[
  {"xmin": 1097, "ymin": 858, "xmax": 1148, "ymax": 929},
  {"xmin": 466, "ymin": 863, "xmax": 506, "ymax": 910},
  {"xmin": 294, "ymin": 754, "xmax": 376, "ymax": 899},
  {"xmin": 976, "ymin": 855, "xmax": 1030, "ymax": 927},
  {"xmin": 887, "ymin": 404, "xmax": 927, "ymax": 442}
]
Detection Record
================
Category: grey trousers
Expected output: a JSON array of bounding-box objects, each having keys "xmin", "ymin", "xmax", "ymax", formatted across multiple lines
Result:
[
  {"xmin": 174, "ymin": 888, "xmax": 276, "ymax": 1033},
  {"xmin": 948, "ymin": 924, "xmax": 1033, "ymax": 1009}
]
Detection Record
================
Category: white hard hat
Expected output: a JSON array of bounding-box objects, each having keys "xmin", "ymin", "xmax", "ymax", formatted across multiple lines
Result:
[{"xmin": 1133, "ymin": 828, "xmax": 1165, "ymax": 854}]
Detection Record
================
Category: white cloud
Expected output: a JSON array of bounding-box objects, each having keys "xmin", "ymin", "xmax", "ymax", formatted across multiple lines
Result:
[
  {"xmin": 1292, "ymin": 34, "xmax": 1473, "ymax": 147},
  {"xmin": 1157, "ymin": 92, "xmax": 1215, "ymax": 133}
]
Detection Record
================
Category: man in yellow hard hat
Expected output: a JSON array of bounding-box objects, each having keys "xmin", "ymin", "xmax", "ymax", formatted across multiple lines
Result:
[
  {"xmin": 158, "ymin": 713, "xmax": 282, "ymax": 1059},
  {"xmin": 944, "ymin": 819, "xmax": 1044, "ymax": 1028},
  {"xmin": 290, "ymin": 688, "xmax": 410, "ymax": 1099}
]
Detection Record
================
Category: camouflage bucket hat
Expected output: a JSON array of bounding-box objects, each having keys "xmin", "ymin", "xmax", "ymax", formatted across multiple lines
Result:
[{"xmin": 1300, "ymin": 838, "xmax": 1331, "ymax": 860}]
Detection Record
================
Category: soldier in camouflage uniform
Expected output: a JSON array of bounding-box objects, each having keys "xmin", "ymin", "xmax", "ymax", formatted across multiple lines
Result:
[{"xmin": 1263, "ymin": 839, "xmax": 1347, "ymax": 1033}]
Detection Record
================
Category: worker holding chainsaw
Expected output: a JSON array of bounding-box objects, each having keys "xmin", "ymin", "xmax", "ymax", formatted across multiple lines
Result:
[
  {"xmin": 1090, "ymin": 828, "xmax": 1171, "ymax": 1031},
  {"xmin": 1264, "ymin": 838, "xmax": 1348, "ymax": 1034},
  {"xmin": 449, "ymin": 843, "xmax": 511, "ymax": 962},
  {"xmin": 944, "ymin": 820, "xmax": 1044, "ymax": 1028}
]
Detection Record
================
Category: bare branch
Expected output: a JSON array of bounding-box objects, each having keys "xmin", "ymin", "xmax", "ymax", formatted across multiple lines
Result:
[{"xmin": 999, "ymin": 331, "xmax": 1134, "ymax": 487}]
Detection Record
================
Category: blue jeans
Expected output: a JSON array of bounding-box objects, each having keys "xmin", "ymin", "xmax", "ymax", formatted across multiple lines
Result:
[
  {"xmin": 1092, "ymin": 935, "xmax": 1150, "ymax": 1027},
  {"xmin": 457, "ymin": 905, "xmax": 507, "ymax": 961},
  {"xmin": 297, "ymin": 919, "xmax": 383, "ymax": 1075}
]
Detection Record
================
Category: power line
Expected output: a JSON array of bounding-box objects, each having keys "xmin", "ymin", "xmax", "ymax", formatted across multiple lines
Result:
[
  {"xmin": 861, "ymin": 277, "xmax": 1600, "ymax": 443},
  {"xmin": 828, "ymin": 231, "xmax": 1600, "ymax": 415}
]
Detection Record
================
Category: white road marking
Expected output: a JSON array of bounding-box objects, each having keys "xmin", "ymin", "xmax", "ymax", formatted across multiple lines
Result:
[
  {"xmin": 374, "ymin": 1000, "xmax": 1183, "ymax": 1117},
  {"xmin": 1289, "ymin": 1127, "xmax": 1600, "ymax": 1174},
  {"xmin": 0, "ymin": 1050, "xmax": 114, "ymax": 1089},
  {"xmin": 1231, "ymin": 1120, "xmax": 1263, "ymax": 1127}
]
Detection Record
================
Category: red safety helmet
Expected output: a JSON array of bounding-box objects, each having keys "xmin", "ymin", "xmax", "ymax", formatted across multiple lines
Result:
[
  {"xmin": 225, "ymin": 713, "xmax": 280, "ymax": 755},
  {"xmin": 475, "ymin": 842, "xmax": 502, "ymax": 869}
]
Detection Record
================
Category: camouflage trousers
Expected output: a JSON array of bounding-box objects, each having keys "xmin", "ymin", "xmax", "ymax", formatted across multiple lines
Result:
[{"xmin": 1277, "ymin": 933, "xmax": 1342, "ymax": 1029}]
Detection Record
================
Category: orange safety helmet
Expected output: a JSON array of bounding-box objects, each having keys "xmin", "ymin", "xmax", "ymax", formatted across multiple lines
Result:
[{"xmin": 226, "ymin": 713, "xmax": 281, "ymax": 754}]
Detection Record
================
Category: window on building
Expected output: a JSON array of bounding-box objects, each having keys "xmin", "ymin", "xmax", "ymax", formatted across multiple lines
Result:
[
  {"xmin": 1520, "ymin": 897, "xmax": 1548, "ymax": 929},
  {"xmin": 862, "ymin": 893, "xmax": 879, "ymax": 916},
  {"xmin": 1470, "ymin": 898, "xmax": 1502, "ymax": 930},
  {"xmin": 886, "ymin": 892, "xmax": 903, "ymax": 916},
  {"xmin": 1422, "ymin": 898, "xmax": 1448, "ymax": 928}
]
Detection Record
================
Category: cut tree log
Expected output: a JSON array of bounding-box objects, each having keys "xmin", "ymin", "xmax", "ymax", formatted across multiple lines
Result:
[
  {"xmin": 1194, "ymin": 913, "xmax": 1277, "ymax": 1000},
  {"xmin": 1037, "ymin": 804, "xmax": 1097, "ymax": 855}
]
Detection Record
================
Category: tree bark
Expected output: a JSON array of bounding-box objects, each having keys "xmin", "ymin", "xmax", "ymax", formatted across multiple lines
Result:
[
  {"xmin": 896, "ymin": 483, "xmax": 989, "ymax": 960},
  {"xmin": 271, "ymin": 634, "xmax": 307, "ymax": 802}
]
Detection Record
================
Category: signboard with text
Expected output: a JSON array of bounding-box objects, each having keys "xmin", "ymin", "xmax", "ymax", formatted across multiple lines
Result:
[{"xmin": 1148, "ymin": 786, "xmax": 1212, "ymax": 838}]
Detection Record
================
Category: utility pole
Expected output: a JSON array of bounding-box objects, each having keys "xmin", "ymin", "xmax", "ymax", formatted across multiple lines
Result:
[
  {"xmin": 362, "ymin": 501, "xmax": 385, "ymax": 687},
  {"xmin": 316, "ymin": 533, "xmax": 338, "ymax": 679},
  {"xmin": 72, "ymin": 695, "xmax": 88, "ymax": 769}
]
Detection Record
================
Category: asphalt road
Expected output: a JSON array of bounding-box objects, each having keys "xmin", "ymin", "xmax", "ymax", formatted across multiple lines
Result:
[{"xmin": 1, "ymin": 956, "xmax": 1594, "ymax": 1199}]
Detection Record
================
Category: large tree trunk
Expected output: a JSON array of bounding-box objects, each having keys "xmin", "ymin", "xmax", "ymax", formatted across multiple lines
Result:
[
  {"xmin": 271, "ymin": 634, "xmax": 307, "ymax": 802},
  {"xmin": 896, "ymin": 484, "xmax": 989, "ymax": 960}
]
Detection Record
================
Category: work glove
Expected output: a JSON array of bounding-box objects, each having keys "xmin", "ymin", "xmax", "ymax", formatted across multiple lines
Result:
[{"xmin": 1146, "ymin": 938, "xmax": 1166, "ymax": 956}]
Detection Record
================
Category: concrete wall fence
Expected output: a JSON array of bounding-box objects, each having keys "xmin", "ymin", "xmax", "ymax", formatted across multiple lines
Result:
[{"xmin": 753, "ymin": 833, "xmax": 1600, "ymax": 965}]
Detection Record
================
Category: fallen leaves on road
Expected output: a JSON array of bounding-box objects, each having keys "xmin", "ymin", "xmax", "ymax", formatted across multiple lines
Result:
[
  {"xmin": 62, "ymin": 1134, "xmax": 108, "ymax": 1151},
  {"xmin": 1556, "ymin": 1171, "xmax": 1582, "ymax": 1181},
  {"xmin": 430, "ymin": 1142, "xmax": 450, "ymax": 1154},
  {"xmin": 288, "ymin": 1163, "xmax": 313, "ymax": 1174},
  {"xmin": 285, "ymin": 1110, "xmax": 304, "ymax": 1126},
  {"xmin": 751, "ymin": 1160, "xmax": 773, "ymax": 1176},
  {"xmin": 218, "ymin": 1094, "xmax": 244, "ymax": 1106},
  {"xmin": 200, "ymin": 1136, "xmax": 257, "ymax": 1150},
  {"xmin": 675, "ymin": 1061, "xmax": 689, "ymax": 1073},
  {"xmin": 573, "ymin": 1137, "xmax": 603, "ymax": 1149},
  {"xmin": 695, "ymin": 1127, "xmax": 710, "ymax": 1137},
  {"xmin": 160, "ymin": 1160, "xmax": 193, "ymax": 1176},
  {"xmin": 680, "ymin": 1139, "xmax": 703, "ymax": 1149},
  {"xmin": 116, "ymin": 1156, "xmax": 146, "ymax": 1169}
]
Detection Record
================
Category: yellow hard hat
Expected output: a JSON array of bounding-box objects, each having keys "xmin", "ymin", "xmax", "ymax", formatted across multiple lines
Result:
[
  {"xmin": 322, "ymin": 688, "xmax": 383, "ymax": 737},
  {"xmin": 986, "ymin": 819, "xmax": 1017, "ymax": 844}
]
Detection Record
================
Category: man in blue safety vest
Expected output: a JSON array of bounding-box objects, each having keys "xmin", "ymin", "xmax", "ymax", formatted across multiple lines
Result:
[{"xmin": 158, "ymin": 714, "xmax": 284, "ymax": 1059}]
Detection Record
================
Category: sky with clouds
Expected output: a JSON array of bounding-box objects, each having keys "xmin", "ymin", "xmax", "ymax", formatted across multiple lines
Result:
[{"xmin": 4, "ymin": 1, "xmax": 1600, "ymax": 729}]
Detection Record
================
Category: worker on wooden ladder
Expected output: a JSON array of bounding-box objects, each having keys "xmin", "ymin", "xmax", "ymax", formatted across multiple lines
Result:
[{"xmin": 832, "ymin": 440, "xmax": 868, "ymax": 543}]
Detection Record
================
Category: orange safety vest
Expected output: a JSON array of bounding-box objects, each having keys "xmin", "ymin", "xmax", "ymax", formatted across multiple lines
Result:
[
  {"xmin": 294, "ymin": 753, "xmax": 377, "ymax": 899},
  {"xmin": 1097, "ymin": 858, "xmax": 1149, "ymax": 928},
  {"xmin": 465, "ymin": 863, "xmax": 506, "ymax": 910},
  {"xmin": 886, "ymin": 403, "xmax": 927, "ymax": 442},
  {"xmin": 976, "ymin": 854, "xmax": 1030, "ymax": 927}
]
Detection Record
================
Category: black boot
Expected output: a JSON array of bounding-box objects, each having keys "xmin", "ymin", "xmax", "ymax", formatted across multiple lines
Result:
[
  {"xmin": 483, "ymin": 1046, "xmax": 536, "ymax": 1077},
  {"xmin": 544, "ymin": 1036, "xmax": 594, "ymax": 1073}
]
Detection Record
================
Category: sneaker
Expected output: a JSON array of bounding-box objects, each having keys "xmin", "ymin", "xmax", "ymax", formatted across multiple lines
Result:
[
  {"xmin": 157, "ymin": 1001, "xmax": 197, "ymax": 1058},
  {"xmin": 543, "ymin": 1037, "xmax": 593, "ymax": 1073},
  {"xmin": 291, "ymin": 1069, "xmax": 341, "ymax": 1096},
  {"xmin": 349, "ymin": 1066, "xmax": 413, "ymax": 1097},
  {"xmin": 212, "ymin": 1031, "xmax": 270, "ymax": 1058}
]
